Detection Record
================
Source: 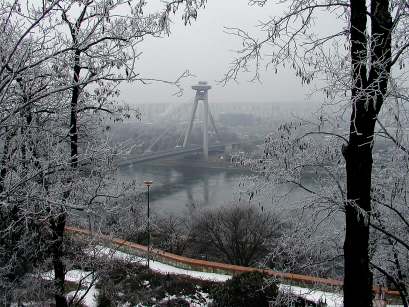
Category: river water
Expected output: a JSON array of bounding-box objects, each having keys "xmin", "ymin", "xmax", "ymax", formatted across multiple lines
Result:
[
  {"xmin": 119, "ymin": 161, "xmax": 251, "ymax": 216},
  {"xmin": 118, "ymin": 160, "xmax": 310, "ymax": 218}
]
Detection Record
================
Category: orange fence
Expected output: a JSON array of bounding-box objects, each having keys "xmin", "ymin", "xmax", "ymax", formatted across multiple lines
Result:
[{"xmin": 65, "ymin": 226, "xmax": 400, "ymax": 298}]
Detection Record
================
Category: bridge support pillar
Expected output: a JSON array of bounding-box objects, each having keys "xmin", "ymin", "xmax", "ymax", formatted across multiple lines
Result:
[
  {"xmin": 183, "ymin": 81, "xmax": 213, "ymax": 161},
  {"xmin": 203, "ymin": 95, "xmax": 209, "ymax": 161},
  {"xmin": 182, "ymin": 98, "xmax": 198, "ymax": 148}
]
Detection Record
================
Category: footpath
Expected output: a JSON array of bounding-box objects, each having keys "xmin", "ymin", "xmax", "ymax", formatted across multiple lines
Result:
[{"xmin": 65, "ymin": 226, "xmax": 401, "ymax": 306}]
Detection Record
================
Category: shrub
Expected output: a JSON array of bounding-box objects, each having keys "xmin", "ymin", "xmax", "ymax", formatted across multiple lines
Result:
[
  {"xmin": 159, "ymin": 297, "xmax": 190, "ymax": 306},
  {"xmin": 96, "ymin": 259, "xmax": 216, "ymax": 306},
  {"xmin": 210, "ymin": 271, "xmax": 278, "ymax": 307},
  {"xmin": 191, "ymin": 204, "xmax": 285, "ymax": 266},
  {"xmin": 155, "ymin": 215, "xmax": 191, "ymax": 255}
]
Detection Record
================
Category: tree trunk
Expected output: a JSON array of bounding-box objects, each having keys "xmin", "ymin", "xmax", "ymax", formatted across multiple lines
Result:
[
  {"xmin": 343, "ymin": 133, "xmax": 374, "ymax": 307},
  {"xmin": 344, "ymin": 0, "xmax": 392, "ymax": 306},
  {"xmin": 51, "ymin": 213, "xmax": 67, "ymax": 307},
  {"xmin": 0, "ymin": 128, "xmax": 13, "ymax": 193},
  {"xmin": 70, "ymin": 49, "xmax": 81, "ymax": 168},
  {"xmin": 51, "ymin": 48, "xmax": 82, "ymax": 307}
]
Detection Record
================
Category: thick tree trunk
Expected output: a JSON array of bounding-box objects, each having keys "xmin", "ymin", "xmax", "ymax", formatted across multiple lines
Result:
[
  {"xmin": 344, "ymin": 0, "xmax": 392, "ymax": 306},
  {"xmin": 344, "ymin": 1, "xmax": 372, "ymax": 303},
  {"xmin": 343, "ymin": 131, "xmax": 374, "ymax": 307}
]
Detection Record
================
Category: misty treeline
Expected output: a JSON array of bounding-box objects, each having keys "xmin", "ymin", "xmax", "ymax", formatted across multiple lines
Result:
[{"xmin": 0, "ymin": 0, "xmax": 203, "ymax": 305}]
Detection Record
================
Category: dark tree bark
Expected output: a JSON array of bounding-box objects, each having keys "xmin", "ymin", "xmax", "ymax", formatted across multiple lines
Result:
[
  {"xmin": 51, "ymin": 6, "xmax": 86, "ymax": 304},
  {"xmin": 70, "ymin": 49, "xmax": 81, "ymax": 169},
  {"xmin": 0, "ymin": 128, "xmax": 14, "ymax": 194},
  {"xmin": 50, "ymin": 213, "xmax": 67, "ymax": 307},
  {"xmin": 343, "ymin": 0, "xmax": 392, "ymax": 306},
  {"xmin": 50, "ymin": 48, "xmax": 81, "ymax": 307}
]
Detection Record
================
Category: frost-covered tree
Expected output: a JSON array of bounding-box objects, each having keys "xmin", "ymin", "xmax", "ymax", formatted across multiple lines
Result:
[
  {"xmin": 220, "ymin": 0, "xmax": 409, "ymax": 306},
  {"xmin": 0, "ymin": 0, "xmax": 204, "ymax": 305}
]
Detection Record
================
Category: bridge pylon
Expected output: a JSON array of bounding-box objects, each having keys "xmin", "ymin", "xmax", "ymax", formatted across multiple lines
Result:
[{"xmin": 183, "ymin": 81, "xmax": 218, "ymax": 161}]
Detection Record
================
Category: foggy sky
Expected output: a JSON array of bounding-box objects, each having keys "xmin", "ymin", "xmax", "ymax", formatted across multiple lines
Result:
[{"xmin": 120, "ymin": 0, "xmax": 326, "ymax": 106}]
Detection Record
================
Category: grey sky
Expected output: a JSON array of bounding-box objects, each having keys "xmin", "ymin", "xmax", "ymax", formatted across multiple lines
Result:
[{"xmin": 120, "ymin": 0, "xmax": 320, "ymax": 106}]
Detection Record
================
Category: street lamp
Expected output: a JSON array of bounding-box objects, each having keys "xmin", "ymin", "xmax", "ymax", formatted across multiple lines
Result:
[{"xmin": 144, "ymin": 180, "xmax": 153, "ymax": 268}]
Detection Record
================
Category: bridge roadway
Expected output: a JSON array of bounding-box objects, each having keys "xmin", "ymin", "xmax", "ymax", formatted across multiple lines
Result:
[{"xmin": 118, "ymin": 144, "xmax": 226, "ymax": 166}]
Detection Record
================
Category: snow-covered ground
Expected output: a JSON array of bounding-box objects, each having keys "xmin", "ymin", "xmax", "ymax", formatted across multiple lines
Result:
[
  {"xmin": 88, "ymin": 246, "xmax": 402, "ymax": 307},
  {"xmin": 158, "ymin": 291, "xmax": 212, "ymax": 307},
  {"xmin": 34, "ymin": 246, "xmax": 402, "ymax": 307},
  {"xmin": 279, "ymin": 284, "xmax": 343, "ymax": 307},
  {"xmin": 88, "ymin": 246, "xmax": 346, "ymax": 306},
  {"xmin": 40, "ymin": 269, "xmax": 94, "ymax": 285},
  {"xmin": 88, "ymin": 245, "xmax": 231, "ymax": 282},
  {"xmin": 66, "ymin": 286, "xmax": 99, "ymax": 307}
]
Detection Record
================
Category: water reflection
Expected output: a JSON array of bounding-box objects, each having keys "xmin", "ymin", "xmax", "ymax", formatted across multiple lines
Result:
[
  {"xmin": 118, "ymin": 161, "xmax": 343, "ymax": 246},
  {"xmin": 119, "ymin": 162, "xmax": 249, "ymax": 215}
]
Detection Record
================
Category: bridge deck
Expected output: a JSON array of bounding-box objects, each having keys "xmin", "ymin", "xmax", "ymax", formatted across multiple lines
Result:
[{"xmin": 119, "ymin": 144, "xmax": 226, "ymax": 166}]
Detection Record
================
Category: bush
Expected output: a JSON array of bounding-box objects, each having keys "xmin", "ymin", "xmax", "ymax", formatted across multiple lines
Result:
[
  {"xmin": 96, "ymin": 259, "xmax": 216, "ymax": 306},
  {"xmin": 191, "ymin": 204, "xmax": 285, "ymax": 266},
  {"xmin": 210, "ymin": 271, "xmax": 278, "ymax": 307},
  {"xmin": 155, "ymin": 215, "xmax": 191, "ymax": 255},
  {"xmin": 159, "ymin": 297, "xmax": 190, "ymax": 306}
]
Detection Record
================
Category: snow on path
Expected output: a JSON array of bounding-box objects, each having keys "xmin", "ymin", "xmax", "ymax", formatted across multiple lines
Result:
[
  {"xmin": 149, "ymin": 259, "xmax": 231, "ymax": 283},
  {"xmin": 88, "ymin": 245, "xmax": 232, "ymax": 282},
  {"xmin": 35, "ymin": 247, "xmax": 403, "ymax": 307},
  {"xmin": 87, "ymin": 246, "xmax": 348, "ymax": 306}
]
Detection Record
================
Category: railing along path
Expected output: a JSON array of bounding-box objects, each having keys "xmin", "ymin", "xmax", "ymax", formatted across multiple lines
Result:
[{"xmin": 65, "ymin": 226, "xmax": 400, "ymax": 298}]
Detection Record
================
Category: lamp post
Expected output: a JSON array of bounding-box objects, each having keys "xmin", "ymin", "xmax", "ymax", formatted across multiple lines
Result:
[{"xmin": 144, "ymin": 180, "xmax": 153, "ymax": 268}]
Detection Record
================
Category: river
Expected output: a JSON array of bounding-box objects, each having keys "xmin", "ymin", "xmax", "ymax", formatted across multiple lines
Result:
[
  {"xmin": 119, "ymin": 160, "xmax": 251, "ymax": 215},
  {"xmin": 118, "ymin": 159, "xmax": 311, "ymax": 218}
]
